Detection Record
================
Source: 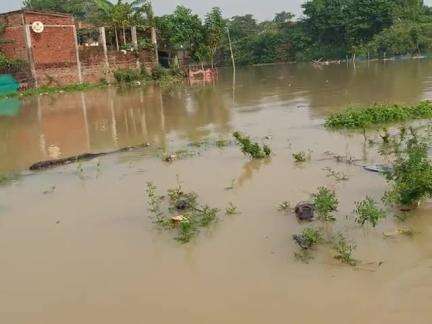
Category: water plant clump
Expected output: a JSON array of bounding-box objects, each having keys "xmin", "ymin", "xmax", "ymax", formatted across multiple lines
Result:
[
  {"xmin": 225, "ymin": 202, "xmax": 240, "ymax": 216},
  {"xmin": 292, "ymin": 151, "xmax": 310, "ymax": 163},
  {"xmin": 0, "ymin": 172, "xmax": 18, "ymax": 185},
  {"xmin": 331, "ymin": 233, "xmax": 358, "ymax": 266},
  {"xmin": 354, "ymin": 197, "xmax": 386, "ymax": 227},
  {"xmin": 383, "ymin": 138, "xmax": 432, "ymax": 209},
  {"xmin": 146, "ymin": 182, "xmax": 220, "ymax": 243},
  {"xmin": 312, "ymin": 187, "xmax": 338, "ymax": 221},
  {"xmin": 293, "ymin": 227, "xmax": 323, "ymax": 250},
  {"xmin": 233, "ymin": 131, "xmax": 271, "ymax": 159},
  {"xmin": 278, "ymin": 201, "xmax": 291, "ymax": 211},
  {"xmin": 325, "ymin": 101, "xmax": 432, "ymax": 129}
]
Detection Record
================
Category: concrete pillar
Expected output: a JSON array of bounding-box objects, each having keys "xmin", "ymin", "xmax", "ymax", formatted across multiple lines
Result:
[
  {"xmin": 72, "ymin": 25, "xmax": 83, "ymax": 83},
  {"xmin": 131, "ymin": 26, "xmax": 138, "ymax": 50},
  {"xmin": 99, "ymin": 27, "xmax": 109, "ymax": 69},
  {"xmin": 24, "ymin": 24, "xmax": 38, "ymax": 87}
]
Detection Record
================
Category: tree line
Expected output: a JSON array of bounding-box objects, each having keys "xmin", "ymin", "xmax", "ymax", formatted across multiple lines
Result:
[{"xmin": 20, "ymin": 0, "xmax": 432, "ymax": 66}]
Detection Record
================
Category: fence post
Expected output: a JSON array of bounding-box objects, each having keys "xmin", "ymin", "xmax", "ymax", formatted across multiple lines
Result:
[
  {"xmin": 99, "ymin": 27, "xmax": 109, "ymax": 69},
  {"xmin": 72, "ymin": 25, "xmax": 83, "ymax": 83},
  {"xmin": 23, "ymin": 24, "xmax": 38, "ymax": 87}
]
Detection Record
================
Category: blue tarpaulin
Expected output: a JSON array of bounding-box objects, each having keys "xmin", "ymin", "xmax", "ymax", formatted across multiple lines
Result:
[{"xmin": 0, "ymin": 74, "xmax": 19, "ymax": 96}]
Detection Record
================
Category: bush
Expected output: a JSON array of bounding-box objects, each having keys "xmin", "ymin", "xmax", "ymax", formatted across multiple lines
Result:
[
  {"xmin": 312, "ymin": 187, "xmax": 338, "ymax": 221},
  {"xmin": 233, "ymin": 131, "xmax": 271, "ymax": 159},
  {"xmin": 325, "ymin": 101, "xmax": 432, "ymax": 129},
  {"xmin": 113, "ymin": 68, "xmax": 149, "ymax": 83},
  {"xmin": 0, "ymin": 53, "xmax": 26, "ymax": 73},
  {"xmin": 383, "ymin": 138, "xmax": 432, "ymax": 208},
  {"xmin": 354, "ymin": 197, "xmax": 386, "ymax": 227}
]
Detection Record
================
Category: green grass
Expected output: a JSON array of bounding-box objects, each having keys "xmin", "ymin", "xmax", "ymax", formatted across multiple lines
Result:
[
  {"xmin": 0, "ymin": 82, "xmax": 108, "ymax": 100},
  {"xmin": 331, "ymin": 233, "xmax": 358, "ymax": 266},
  {"xmin": 325, "ymin": 101, "xmax": 432, "ymax": 129}
]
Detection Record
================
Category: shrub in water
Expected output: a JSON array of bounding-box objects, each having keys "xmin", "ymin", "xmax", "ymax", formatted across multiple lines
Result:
[
  {"xmin": 383, "ymin": 139, "xmax": 432, "ymax": 208},
  {"xmin": 312, "ymin": 187, "xmax": 338, "ymax": 221},
  {"xmin": 233, "ymin": 131, "xmax": 271, "ymax": 159},
  {"xmin": 354, "ymin": 197, "xmax": 386, "ymax": 227},
  {"xmin": 325, "ymin": 101, "xmax": 432, "ymax": 129}
]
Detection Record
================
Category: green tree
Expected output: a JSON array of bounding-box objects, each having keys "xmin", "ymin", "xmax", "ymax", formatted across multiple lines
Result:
[{"xmin": 204, "ymin": 7, "xmax": 226, "ymax": 68}]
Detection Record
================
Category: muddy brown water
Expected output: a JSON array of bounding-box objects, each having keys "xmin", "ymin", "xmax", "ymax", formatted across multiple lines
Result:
[{"xmin": 1, "ymin": 61, "xmax": 432, "ymax": 324}]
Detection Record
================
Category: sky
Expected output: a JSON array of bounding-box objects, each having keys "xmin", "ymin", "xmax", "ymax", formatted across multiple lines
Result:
[{"xmin": 2, "ymin": 0, "xmax": 432, "ymax": 21}]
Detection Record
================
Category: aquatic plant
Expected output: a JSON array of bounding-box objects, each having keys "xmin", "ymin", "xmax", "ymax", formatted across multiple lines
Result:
[
  {"xmin": 292, "ymin": 151, "xmax": 310, "ymax": 163},
  {"xmin": 324, "ymin": 167, "xmax": 349, "ymax": 181},
  {"xmin": 278, "ymin": 201, "xmax": 291, "ymax": 211},
  {"xmin": 225, "ymin": 202, "xmax": 240, "ymax": 215},
  {"xmin": 0, "ymin": 172, "xmax": 17, "ymax": 185},
  {"xmin": 145, "ymin": 182, "xmax": 220, "ymax": 243},
  {"xmin": 331, "ymin": 233, "xmax": 358, "ymax": 266},
  {"xmin": 354, "ymin": 197, "xmax": 386, "ymax": 227},
  {"xmin": 293, "ymin": 227, "xmax": 323, "ymax": 250},
  {"xmin": 383, "ymin": 138, "xmax": 432, "ymax": 208},
  {"xmin": 233, "ymin": 131, "xmax": 271, "ymax": 159},
  {"xmin": 325, "ymin": 101, "xmax": 432, "ymax": 129},
  {"xmin": 224, "ymin": 179, "xmax": 236, "ymax": 191},
  {"xmin": 312, "ymin": 187, "xmax": 338, "ymax": 221}
]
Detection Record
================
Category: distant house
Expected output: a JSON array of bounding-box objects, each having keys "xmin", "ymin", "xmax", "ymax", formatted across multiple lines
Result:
[{"xmin": 0, "ymin": 9, "xmax": 156, "ymax": 88}]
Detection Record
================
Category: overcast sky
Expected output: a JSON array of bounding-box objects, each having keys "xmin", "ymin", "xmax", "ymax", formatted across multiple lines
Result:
[{"xmin": 2, "ymin": 0, "xmax": 432, "ymax": 21}]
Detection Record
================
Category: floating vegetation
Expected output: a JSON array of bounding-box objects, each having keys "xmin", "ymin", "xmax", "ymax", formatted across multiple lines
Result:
[
  {"xmin": 331, "ymin": 233, "xmax": 358, "ymax": 266},
  {"xmin": 324, "ymin": 167, "xmax": 349, "ymax": 182},
  {"xmin": 293, "ymin": 227, "xmax": 323, "ymax": 250},
  {"xmin": 146, "ymin": 182, "xmax": 220, "ymax": 243},
  {"xmin": 278, "ymin": 201, "xmax": 291, "ymax": 211},
  {"xmin": 0, "ymin": 172, "xmax": 18, "ymax": 185},
  {"xmin": 161, "ymin": 149, "xmax": 197, "ymax": 162},
  {"xmin": 325, "ymin": 101, "xmax": 432, "ymax": 129},
  {"xmin": 383, "ymin": 138, "xmax": 432, "ymax": 209},
  {"xmin": 225, "ymin": 202, "xmax": 240, "ymax": 216},
  {"xmin": 354, "ymin": 197, "xmax": 386, "ymax": 228},
  {"xmin": 292, "ymin": 151, "xmax": 310, "ymax": 163},
  {"xmin": 322, "ymin": 151, "xmax": 360, "ymax": 165},
  {"xmin": 233, "ymin": 131, "xmax": 271, "ymax": 159},
  {"xmin": 312, "ymin": 187, "xmax": 338, "ymax": 221},
  {"xmin": 224, "ymin": 179, "xmax": 236, "ymax": 191},
  {"xmin": 383, "ymin": 228, "xmax": 414, "ymax": 238}
]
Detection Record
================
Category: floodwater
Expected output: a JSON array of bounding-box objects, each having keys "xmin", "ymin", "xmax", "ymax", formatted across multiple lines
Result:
[{"xmin": 1, "ymin": 60, "xmax": 432, "ymax": 324}]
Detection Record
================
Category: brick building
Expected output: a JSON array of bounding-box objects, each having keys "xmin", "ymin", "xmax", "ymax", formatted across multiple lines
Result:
[{"xmin": 0, "ymin": 9, "xmax": 155, "ymax": 87}]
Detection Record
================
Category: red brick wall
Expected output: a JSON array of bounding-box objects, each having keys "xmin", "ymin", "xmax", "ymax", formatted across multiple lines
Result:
[
  {"xmin": 23, "ymin": 12, "xmax": 74, "ymax": 26},
  {"xmin": 31, "ymin": 26, "xmax": 77, "ymax": 67},
  {"xmin": 0, "ymin": 12, "xmax": 24, "ymax": 27},
  {"xmin": 0, "ymin": 26, "xmax": 28, "ymax": 61}
]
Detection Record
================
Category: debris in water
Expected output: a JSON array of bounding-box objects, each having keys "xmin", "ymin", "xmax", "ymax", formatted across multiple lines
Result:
[
  {"xmin": 294, "ymin": 202, "xmax": 315, "ymax": 221},
  {"xmin": 363, "ymin": 164, "xmax": 392, "ymax": 173}
]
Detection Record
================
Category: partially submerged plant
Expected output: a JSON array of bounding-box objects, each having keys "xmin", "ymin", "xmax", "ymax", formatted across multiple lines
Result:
[
  {"xmin": 312, "ymin": 187, "xmax": 338, "ymax": 221},
  {"xmin": 146, "ymin": 182, "xmax": 220, "ymax": 243},
  {"xmin": 0, "ymin": 172, "xmax": 17, "ymax": 185},
  {"xmin": 331, "ymin": 233, "xmax": 358, "ymax": 266},
  {"xmin": 292, "ymin": 151, "xmax": 310, "ymax": 163},
  {"xmin": 383, "ymin": 138, "xmax": 432, "ymax": 209},
  {"xmin": 324, "ymin": 167, "xmax": 349, "ymax": 182},
  {"xmin": 354, "ymin": 197, "xmax": 386, "ymax": 227},
  {"xmin": 278, "ymin": 201, "xmax": 291, "ymax": 211},
  {"xmin": 293, "ymin": 227, "xmax": 323, "ymax": 250},
  {"xmin": 225, "ymin": 202, "xmax": 240, "ymax": 216},
  {"xmin": 233, "ymin": 131, "xmax": 271, "ymax": 159},
  {"xmin": 325, "ymin": 101, "xmax": 432, "ymax": 129}
]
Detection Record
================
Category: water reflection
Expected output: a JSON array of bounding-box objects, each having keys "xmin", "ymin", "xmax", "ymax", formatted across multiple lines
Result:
[
  {"xmin": 1, "ymin": 60, "xmax": 432, "ymax": 172},
  {"xmin": 0, "ymin": 85, "xmax": 233, "ymax": 172}
]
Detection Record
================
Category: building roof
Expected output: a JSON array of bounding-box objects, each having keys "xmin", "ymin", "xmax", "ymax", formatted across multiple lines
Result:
[{"xmin": 0, "ymin": 9, "xmax": 73, "ymax": 18}]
